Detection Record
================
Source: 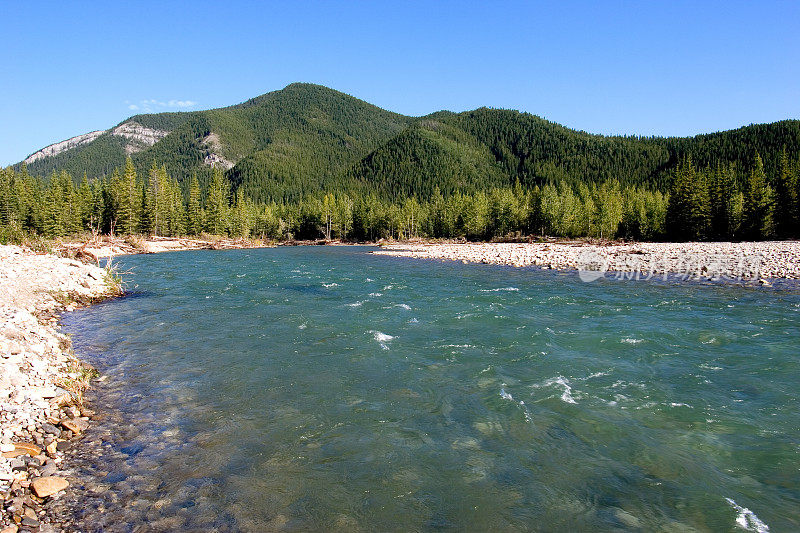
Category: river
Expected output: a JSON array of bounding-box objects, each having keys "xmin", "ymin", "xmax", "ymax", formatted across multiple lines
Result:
[{"xmin": 61, "ymin": 246, "xmax": 799, "ymax": 531}]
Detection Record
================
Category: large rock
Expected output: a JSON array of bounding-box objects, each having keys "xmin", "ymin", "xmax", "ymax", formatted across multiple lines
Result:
[
  {"xmin": 1, "ymin": 442, "xmax": 41, "ymax": 458},
  {"xmin": 30, "ymin": 476, "xmax": 69, "ymax": 498},
  {"xmin": 60, "ymin": 418, "xmax": 89, "ymax": 434}
]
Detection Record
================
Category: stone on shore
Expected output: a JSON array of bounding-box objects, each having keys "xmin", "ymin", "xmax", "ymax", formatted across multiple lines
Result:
[
  {"xmin": 60, "ymin": 418, "xmax": 90, "ymax": 434},
  {"xmin": 45, "ymin": 441, "xmax": 58, "ymax": 457},
  {"xmin": 1, "ymin": 443, "xmax": 41, "ymax": 459},
  {"xmin": 30, "ymin": 476, "xmax": 69, "ymax": 498}
]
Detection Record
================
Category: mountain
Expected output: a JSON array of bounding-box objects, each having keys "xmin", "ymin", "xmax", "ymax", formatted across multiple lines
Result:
[
  {"xmin": 348, "ymin": 108, "xmax": 800, "ymax": 196},
  {"xmin": 19, "ymin": 83, "xmax": 413, "ymax": 198},
  {"xmin": 15, "ymin": 83, "xmax": 800, "ymax": 202}
]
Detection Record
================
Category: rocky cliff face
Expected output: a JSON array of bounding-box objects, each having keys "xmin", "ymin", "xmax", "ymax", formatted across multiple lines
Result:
[
  {"xmin": 23, "ymin": 121, "xmax": 171, "ymax": 164},
  {"xmin": 201, "ymin": 133, "xmax": 235, "ymax": 169},
  {"xmin": 111, "ymin": 122, "xmax": 169, "ymax": 155},
  {"xmin": 24, "ymin": 131, "xmax": 106, "ymax": 165}
]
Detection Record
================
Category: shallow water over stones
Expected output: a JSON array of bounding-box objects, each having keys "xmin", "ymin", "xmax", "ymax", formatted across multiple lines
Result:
[{"xmin": 60, "ymin": 246, "xmax": 800, "ymax": 531}]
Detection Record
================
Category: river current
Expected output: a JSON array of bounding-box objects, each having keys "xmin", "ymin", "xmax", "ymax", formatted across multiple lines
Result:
[{"xmin": 61, "ymin": 246, "xmax": 799, "ymax": 531}]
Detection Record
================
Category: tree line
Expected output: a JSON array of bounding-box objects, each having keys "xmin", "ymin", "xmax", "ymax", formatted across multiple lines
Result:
[
  {"xmin": 666, "ymin": 150, "xmax": 800, "ymax": 240},
  {"xmin": 1, "ymin": 150, "xmax": 798, "ymax": 243}
]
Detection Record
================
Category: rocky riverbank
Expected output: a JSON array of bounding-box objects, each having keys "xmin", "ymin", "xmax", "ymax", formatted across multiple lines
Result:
[
  {"xmin": 54, "ymin": 235, "xmax": 273, "ymax": 262},
  {"xmin": 374, "ymin": 241, "xmax": 800, "ymax": 282},
  {"xmin": 0, "ymin": 245, "xmax": 120, "ymax": 532}
]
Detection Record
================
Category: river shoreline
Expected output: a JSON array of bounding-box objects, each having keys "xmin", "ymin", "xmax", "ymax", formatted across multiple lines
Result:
[
  {"xmin": 373, "ymin": 241, "xmax": 800, "ymax": 283},
  {"xmin": 53, "ymin": 235, "xmax": 274, "ymax": 261},
  {"xmin": 49, "ymin": 235, "xmax": 373, "ymax": 261},
  {"xmin": 51, "ymin": 236, "xmax": 800, "ymax": 285},
  {"xmin": 0, "ymin": 245, "xmax": 120, "ymax": 532}
]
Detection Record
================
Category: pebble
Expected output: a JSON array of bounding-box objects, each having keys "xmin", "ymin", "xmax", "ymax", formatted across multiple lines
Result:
[
  {"xmin": 40, "ymin": 423, "xmax": 60, "ymax": 436},
  {"xmin": 19, "ymin": 517, "xmax": 38, "ymax": 528},
  {"xmin": 45, "ymin": 442, "xmax": 57, "ymax": 457},
  {"xmin": 39, "ymin": 463, "xmax": 57, "ymax": 477}
]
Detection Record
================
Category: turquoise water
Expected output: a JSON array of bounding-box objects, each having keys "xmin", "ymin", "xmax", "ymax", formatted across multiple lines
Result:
[{"xmin": 63, "ymin": 246, "xmax": 800, "ymax": 531}]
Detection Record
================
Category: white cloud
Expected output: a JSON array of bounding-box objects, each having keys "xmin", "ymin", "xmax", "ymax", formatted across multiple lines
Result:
[{"xmin": 125, "ymin": 98, "xmax": 198, "ymax": 113}]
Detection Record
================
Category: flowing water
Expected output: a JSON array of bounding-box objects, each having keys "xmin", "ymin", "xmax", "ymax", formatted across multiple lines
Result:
[{"xmin": 61, "ymin": 246, "xmax": 799, "ymax": 531}]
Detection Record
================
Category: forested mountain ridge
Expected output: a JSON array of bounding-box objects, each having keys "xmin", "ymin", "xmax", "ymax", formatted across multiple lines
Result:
[
  {"xmin": 351, "ymin": 108, "xmax": 800, "ymax": 196},
  {"xmin": 17, "ymin": 83, "xmax": 414, "ymax": 190},
  {"xmin": 16, "ymin": 83, "xmax": 800, "ymax": 204}
]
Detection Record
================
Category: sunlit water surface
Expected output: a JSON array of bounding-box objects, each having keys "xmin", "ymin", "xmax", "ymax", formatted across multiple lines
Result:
[{"xmin": 61, "ymin": 246, "xmax": 800, "ymax": 531}]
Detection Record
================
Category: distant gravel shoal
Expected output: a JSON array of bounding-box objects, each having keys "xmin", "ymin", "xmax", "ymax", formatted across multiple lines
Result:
[{"xmin": 373, "ymin": 241, "xmax": 800, "ymax": 281}]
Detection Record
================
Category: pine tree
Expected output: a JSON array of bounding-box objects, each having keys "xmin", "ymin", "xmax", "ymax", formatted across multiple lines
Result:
[
  {"xmin": 232, "ymin": 189, "xmax": 252, "ymax": 238},
  {"xmin": 77, "ymin": 174, "xmax": 92, "ymax": 232},
  {"xmin": 186, "ymin": 175, "xmax": 202, "ymax": 235},
  {"xmin": 50, "ymin": 170, "xmax": 79, "ymax": 235},
  {"xmin": 253, "ymin": 203, "xmax": 281, "ymax": 239},
  {"xmin": 0, "ymin": 168, "xmax": 15, "ymax": 227},
  {"xmin": 795, "ymin": 155, "xmax": 800, "ymax": 234},
  {"xmin": 146, "ymin": 161, "xmax": 159, "ymax": 235},
  {"xmin": 666, "ymin": 156, "xmax": 710, "ymax": 241},
  {"xmin": 742, "ymin": 153, "xmax": 772, "ymax": 240},
  {"xmin": 167, "ymin": 177, "xmax": 186, "ymax": 236},
  {"xmin": 139, "ymin": 183, "xmax": 153, "ymax": 234},
  {"xmin": 43, "ymin": 183, "xmax": 64, "ymax": 237},
  {"xmin": 204, "ymin": 167, "xmax": 229, "ymax": 235},
  {"xmin": 158, "ymin": 165, "xmax": 171, "ymax": 235},
  {"xmin": 774, "ymin": 148, "xmax": 797, "ymax": 237},
  {"xmin": 115, "ymin": 157, "xmax": 139, "ymax": 234},
  {"xmin": 709, "ymin": 165, "xmax": 735, "ymax": 240}
]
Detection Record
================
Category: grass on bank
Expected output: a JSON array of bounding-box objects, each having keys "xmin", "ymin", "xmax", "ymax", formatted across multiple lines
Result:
[
  {"xmin": 102, "ymin": 256, "xmax": 126, "ymax": 296},
  {"xmin": 55, "ymin": 360, "xmax": 100, "ymax": 408}
]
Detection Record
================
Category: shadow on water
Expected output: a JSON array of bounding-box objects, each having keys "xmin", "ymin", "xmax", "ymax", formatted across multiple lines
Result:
[{"xmin": 116, "ymin": 290, "xmax": 153, "ymax": 301}]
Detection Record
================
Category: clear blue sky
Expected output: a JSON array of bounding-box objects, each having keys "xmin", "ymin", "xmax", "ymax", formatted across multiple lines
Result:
[{"xmin": 2, "ymin": 0, "xmax": 798, "ymax": 166}]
